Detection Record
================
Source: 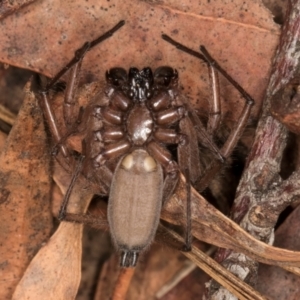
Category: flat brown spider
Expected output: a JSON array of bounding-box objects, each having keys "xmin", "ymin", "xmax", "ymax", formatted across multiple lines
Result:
[{"xmin": 37, "ymin": 20, "xmax": 254, "ymax": 268}]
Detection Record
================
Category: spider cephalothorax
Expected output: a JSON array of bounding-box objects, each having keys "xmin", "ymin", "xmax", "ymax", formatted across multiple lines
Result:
[{"xmin": 93, "ymin": 66, "xmax": 184, "ymax": 163}]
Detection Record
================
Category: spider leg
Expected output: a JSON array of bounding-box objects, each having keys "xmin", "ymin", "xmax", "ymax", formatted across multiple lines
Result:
[
  {"xmin": 58, "ymin": 154, "xmax": 85, "ymax": 220},
  {"xmin": 188, "ymin": 107, "xmax": 225, "ymax": 163},
  {"xmin": 178, "ymin": 116, "xmax": 202, "ymax": 183},
  {"xmin": 45, "ymin": 20, "xmax": 125, "ymax": 91},
  {"xmin": 194, "ymin": 97, "xmax": 253, "ymax": 193},
  {"xmin": 56, "ymin": 137, "xmax": 113, "ymax": 224},
  {"xmin": 206, "ymin": 63, "xmax": 221, "ymax": 135},
  {"xmin": 162, "ymin": 35, "xmax": 255, "ymax": 246},
  {"xmin": 147, "ymin": 140, "xmax": 192, "ymax": 250},
  {"xmin": 37, "ymin": 86, "xmax": 70, "ymax": 160},
  {"xmin": 61, "ymin": 55, "xmax": 84, "ymax": 129},
  {"xmin": 177, "ymin": 116, "xmax": 202, "ymax": 251},
  {"xmin": 199, "ymin": 45, "xmax": 254, "ymax": 105},
  {"xmin": 153, "ymin": 128, "xmax": 186, "ymax": 144},
  {"xmin": 162, "ymin": 34, "xmax": 254, "ymax": 191},
  {"xmin": 194, "ymin": 51, "xmax": 254, "ymax": 191},
  {"xmin": 150, "ymin": 90, "xmax": 200, "ymax": 251},
  {"xmin": 39, "ymin": 21, "xmax": 125, "ymax": 158},
  {"xmin": 177, "ymin": 110, "xmax": 224, "ymax": 250},
  {"xmin": 147, "ymin": 141, "xmax": 179, "ymax": 203},
  {"xmin": 192, "ymin": 46, "xmax": 254, "ymax": 192},
  {"xmin": 80, "ymin": 135, "xmax": 113, "ymax": 192},
  {"xmin": 93, "ymin": 139, "xmax": 131, "ymax": 167},
  {"xmin": 51, "ymin": 106, "xmax": 85, "ymax": 156},
  {"xmin": 162, "ymin": 34, "xmax": 252, "ymax": 102}
]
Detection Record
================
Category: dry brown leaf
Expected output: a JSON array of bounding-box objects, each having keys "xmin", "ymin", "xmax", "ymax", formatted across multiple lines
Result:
[
  {"xmin": 0, "ymin": 0, "xmax": 36, "ymax": 20},
  {"xmin": 12, "ymin": 222, "xmax": 84, "ymax": 300},
  {"xmin": 12, "ymin": 162, "xmax": 96, "ymax": 300},
  {"xmin": 0, "ymin": 82, "xmax": 52, "ymax": 299},
  {"xmin": 0, "ymin": 0, "xmax": 279, "ymax": 123}
]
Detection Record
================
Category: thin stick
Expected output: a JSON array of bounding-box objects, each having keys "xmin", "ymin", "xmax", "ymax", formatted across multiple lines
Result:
[{"xmin": 157, "ymin": 225, "xmax": 267, "ymax": 300}]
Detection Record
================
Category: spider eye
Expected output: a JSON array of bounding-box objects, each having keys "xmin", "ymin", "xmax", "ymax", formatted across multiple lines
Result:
[
  {"xmin": 154, "ymin": 66, "xmax": 177, "ymax": 87},
  {"xmin": 146, "ymin": 91, "xmax": 153, "ymax": 99},
  {"xmin": 106, "ymin": 68, "xmax": 127, "ymax": 86},
  {"xmin": 129, "ymin": 90, "xmax": 135, "ymax": 98}
]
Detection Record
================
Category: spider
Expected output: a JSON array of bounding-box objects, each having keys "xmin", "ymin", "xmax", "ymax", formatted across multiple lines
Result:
[{"xmin": 37, "ymin": 20, "xmax": 254, "ymax": 268}]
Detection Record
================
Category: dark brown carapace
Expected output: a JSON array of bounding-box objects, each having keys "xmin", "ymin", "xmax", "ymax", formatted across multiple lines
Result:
[{"xmin": 37, "ymin": 20, "xmax": 254, "ymax": 268}]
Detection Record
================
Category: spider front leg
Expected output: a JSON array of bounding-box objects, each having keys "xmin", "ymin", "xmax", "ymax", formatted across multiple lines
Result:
[
  {"xmin": 39, "ymin": 21, "xmax": 125, "ymax": 160},
  {"xmin": 162, "ymin": 34, "xmax": 254, "ymax": 192}
]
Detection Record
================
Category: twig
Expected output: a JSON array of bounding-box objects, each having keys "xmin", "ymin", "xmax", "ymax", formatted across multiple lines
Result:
[
  {"xmin": 157, "ymin": 225, "xmax": 268, "ymax": 300},
  {"xmin": 206, "ymin": 0, "xmax": 300, "ymax": 298}
]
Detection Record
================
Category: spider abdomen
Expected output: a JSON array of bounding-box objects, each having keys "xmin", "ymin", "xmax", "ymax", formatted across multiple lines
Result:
[{"xmin": 108, "ymin": 148, "xmax": 163, "ymax": 266}]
